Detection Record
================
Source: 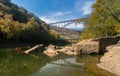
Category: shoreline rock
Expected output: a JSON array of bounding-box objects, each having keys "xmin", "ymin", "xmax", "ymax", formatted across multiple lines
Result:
[
  {"xmin": 43, "ymin": 36, "xmax": 120, "ymax": 57},
  {"xmin": 72, "ymin": 36, "xmax": 120, "ymax": 55},
  {"xmin": 43, "ymin": 44, "xmax": 58, "ymax": 57},
  {"xmin": 72, "ymin": 39, "xmax": 99, "ymax": 55},
  {"xmin": 97, "ymin": 44, "xmax": 120, "ymax": 76},
  {"xmin": 57, "ymin": 46, "xmax": 76, "ymax": 55}
]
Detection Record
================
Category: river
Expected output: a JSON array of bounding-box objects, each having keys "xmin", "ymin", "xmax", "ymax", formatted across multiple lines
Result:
[{"xmin": 0, "ymin": 48, "xmax": 116, "ymax": 76}]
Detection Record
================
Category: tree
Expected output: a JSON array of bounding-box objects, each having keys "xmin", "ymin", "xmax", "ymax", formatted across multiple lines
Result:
[
  {"xmin": 0, "ymin": 0, "xmax": 58, "ymax": 43},
  {"xmin": 81, "ymin": 0, "xmax": 120, "ymax": 40}
]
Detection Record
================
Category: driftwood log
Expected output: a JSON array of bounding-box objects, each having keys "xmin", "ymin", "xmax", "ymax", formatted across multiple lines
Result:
[{"xmin": 24, "ymin": 44, "xmax": 43, "ymax": 54}]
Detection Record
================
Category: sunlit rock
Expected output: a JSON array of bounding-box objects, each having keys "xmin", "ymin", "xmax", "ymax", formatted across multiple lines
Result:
[
  {"xmin": 43, "ymin": 44, "xmax": 58, "ymax": 57},
  {"xmin": 72, "ymin": 36, "xmax": 120, "ymax": 55},
  {"xmin": 97, "ymin": 44, "xmax": 120, "ymax": 76},
  {"xmin": 72, "ymin": 39, "xmax": 99, "ymax": 55}
]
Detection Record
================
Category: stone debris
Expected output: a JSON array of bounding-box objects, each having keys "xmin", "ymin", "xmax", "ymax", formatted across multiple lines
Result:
[{"xmin": 57, "ymin": 46, "xmax": 76, "ymax": 55}]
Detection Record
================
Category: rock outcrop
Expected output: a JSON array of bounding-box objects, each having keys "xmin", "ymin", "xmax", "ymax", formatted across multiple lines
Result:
[
  {"xmin": 72, "ymin": 39, "xmax": 99, "ymax": 55},
  {"xmin": 43, "ymin": 44, "xmax": 58, "ymax": 57},
  {"xmin": 97, "ymin": 44, "xmax": 120, "ymax": 76}
]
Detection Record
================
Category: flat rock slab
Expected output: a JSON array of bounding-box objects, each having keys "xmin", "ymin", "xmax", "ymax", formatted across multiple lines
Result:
[{"xmin": 97, "ymin": 45, "xmax": 120, "ymax": 76}]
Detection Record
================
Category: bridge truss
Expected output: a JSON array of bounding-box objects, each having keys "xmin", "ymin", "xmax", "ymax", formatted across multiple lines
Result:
[
  {"xmin": 48, "ymin": 18, "xmax": 87, "ymax": 28},
  {"xmin": 48, "ymin": 18, "xmax": 87, "ymax": 41}
]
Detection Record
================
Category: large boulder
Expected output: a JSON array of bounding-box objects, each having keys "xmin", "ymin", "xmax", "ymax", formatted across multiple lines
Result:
[
  {"xmin": 97, "ymin": 44, "xmax": 120, "ymax": 76},
  {"xmin": 72, "ymin": 36, "xmax": 120, "ymax": 55},
  {"xmin": 72, "ymin": 39, "xmax": 99, "ymax": 55},
  {"xmin": 43, "ymin": 44, "xmax": 58, "ymax": 57}
]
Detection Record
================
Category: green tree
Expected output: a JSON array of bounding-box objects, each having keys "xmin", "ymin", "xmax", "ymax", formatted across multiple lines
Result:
[{"xmin": 81, "ymin": 0, "xmax": 120, "ymax": 40}]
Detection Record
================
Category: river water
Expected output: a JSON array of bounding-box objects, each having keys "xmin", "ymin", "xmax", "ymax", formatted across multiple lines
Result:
[{"xmin": 0, "ymin": 49, "xmax": 115, "ymax": 76}]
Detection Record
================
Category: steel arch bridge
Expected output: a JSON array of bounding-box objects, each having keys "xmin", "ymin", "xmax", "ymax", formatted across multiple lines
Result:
[
  {"xmin": 47, "ymin": 18, "xmax": 87, "ymax": 41},
  {"xmin": 48, "ymin": 18, "xmax": 87, "ymax": 28}
]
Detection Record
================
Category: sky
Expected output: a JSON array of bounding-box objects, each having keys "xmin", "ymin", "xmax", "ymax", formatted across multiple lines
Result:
[{"xmin": 11, "ymin": 0, "xmax": 96, "ymax": 29}]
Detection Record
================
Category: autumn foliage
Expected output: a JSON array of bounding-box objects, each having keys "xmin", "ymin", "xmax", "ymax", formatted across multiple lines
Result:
[
  {"xmin": 81, "ymin": 0, "xmax": 120, "ymax": 39},
  {"xmin": 0, "ymin": 0, "xmax": 58, "ymax": 43}
]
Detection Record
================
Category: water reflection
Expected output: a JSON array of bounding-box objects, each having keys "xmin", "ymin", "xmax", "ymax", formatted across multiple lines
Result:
[
  {"xmin": 33, "ymin": 54, "xmax": 115, "ymax": 76},
  {"xmin": 0, "ymin": 51, "xmax": 49, "ymax": 76},
  {"xmin": 33, "ymin": 57, "xmax": 85, "ymax": 76},
  {"xmin": 0, "ymin": 50, "xmax": 115, "ymax": 76}
]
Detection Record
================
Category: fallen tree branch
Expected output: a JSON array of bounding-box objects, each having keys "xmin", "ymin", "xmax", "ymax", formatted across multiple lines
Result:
[{"xmin": 24, "ymin": 44, "xmax": 43, "ymax": 54}]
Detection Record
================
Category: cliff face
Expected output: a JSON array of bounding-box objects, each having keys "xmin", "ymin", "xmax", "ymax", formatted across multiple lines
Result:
[{"xmin": 0, "ymin": 0, "xmax": 57, "ymax": 43}]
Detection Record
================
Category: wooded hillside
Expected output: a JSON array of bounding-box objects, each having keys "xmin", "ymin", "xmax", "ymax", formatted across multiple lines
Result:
[{"xmin": 0, "ymin": 0, "xmax": 58, "ymax": 43}]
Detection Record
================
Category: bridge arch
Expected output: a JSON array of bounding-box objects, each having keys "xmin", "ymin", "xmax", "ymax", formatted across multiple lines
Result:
[
  {"xmin": 48, "ymin": 18, "xmax": 87, "ymax": 28},
  {"xmin": 47, "ymin": 18, "xmax": 87, "ymax": 41}
]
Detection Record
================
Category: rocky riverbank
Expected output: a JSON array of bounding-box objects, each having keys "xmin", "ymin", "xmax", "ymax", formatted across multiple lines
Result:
[
  {"xmin": 43, "ymin": 36, "xmax": 120, "ymax": 57},
  {"xmin": 72, "ymin": 36, "xmax": 120, "ymax": 76},
  {"xmin": 97, "ymin": 43, "xmax": 120, "ymax": 76},
  {"xmin": 72, "ymin": 36, "xmax": 120, "ymax": 55},
  {"xmin": 25, "ymin": 36, "xmax": 120, "ymax": 75}
]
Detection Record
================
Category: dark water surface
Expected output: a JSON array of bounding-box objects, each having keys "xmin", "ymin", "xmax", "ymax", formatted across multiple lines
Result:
[{"xmin": 0, "ymin": 49, "xmax": 116, "ymax": 76}]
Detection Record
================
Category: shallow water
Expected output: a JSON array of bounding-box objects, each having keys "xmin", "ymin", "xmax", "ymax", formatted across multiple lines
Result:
[{"xmin": 0, "ymin": 49, "xmax": 116, "ymax": 76}]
